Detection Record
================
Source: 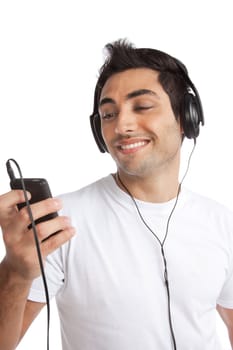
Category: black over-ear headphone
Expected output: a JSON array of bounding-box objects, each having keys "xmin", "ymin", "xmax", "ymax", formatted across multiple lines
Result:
[{"xmin": 90, "ymin": 59, "xmax": 204, "ymax": 153}]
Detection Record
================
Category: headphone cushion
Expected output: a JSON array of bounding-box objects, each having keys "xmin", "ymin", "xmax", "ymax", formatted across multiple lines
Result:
[
  {"xmin": 90, "ymin": 114, "xmax": 108, "ymax": 153},
  {"xmin": 182, "ymin": 93, "xmax": 200, "ymax": 139}
]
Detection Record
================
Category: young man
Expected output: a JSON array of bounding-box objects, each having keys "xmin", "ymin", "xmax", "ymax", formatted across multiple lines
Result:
[{"xmin": 0, "ymin": 39, "xmax": 233, "ymax": 350}]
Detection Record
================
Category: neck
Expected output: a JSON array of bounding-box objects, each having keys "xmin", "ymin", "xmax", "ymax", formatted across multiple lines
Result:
[
  {"xmin": 114, "ymin": 141, "xmax": 197, "ymax": 203},
  {"xmin": 115, "ymin": 167, "xmax": 180, "ymax": 203}
]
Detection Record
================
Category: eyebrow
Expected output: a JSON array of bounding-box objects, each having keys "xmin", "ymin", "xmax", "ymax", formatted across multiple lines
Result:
[{"xmin": 99, "ymin": 89, "xmax": 159, "ymax": 107}]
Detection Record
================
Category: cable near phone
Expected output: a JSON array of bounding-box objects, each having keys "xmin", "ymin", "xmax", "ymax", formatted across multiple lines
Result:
[{"xmin": 6, "ymin": 158, "xmax": 51, "ymax": 350}]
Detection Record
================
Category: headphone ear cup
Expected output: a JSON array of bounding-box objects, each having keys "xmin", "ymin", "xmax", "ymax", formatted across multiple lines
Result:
[
  {"xmin": 181, "ymin": 93, "xmax": 200, "ymax": 139},
  {"xmin": 90, "ymin": 113, "xmax": 108, "ymax": 153}
]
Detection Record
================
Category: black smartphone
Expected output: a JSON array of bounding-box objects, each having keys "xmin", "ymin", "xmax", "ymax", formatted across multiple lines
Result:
[{"xmin": 10, "ymin": 178, "xmax": 58, "ymax": 225}]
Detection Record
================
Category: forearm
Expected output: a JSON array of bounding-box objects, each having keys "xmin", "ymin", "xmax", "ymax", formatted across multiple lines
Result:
[
  {"xmin": 229, "ymin": 330, "xmax": 233, "ymax": 349},
  {"xmin": 0, "ymin": 259, "xmax": 32, "ymax": 350}
]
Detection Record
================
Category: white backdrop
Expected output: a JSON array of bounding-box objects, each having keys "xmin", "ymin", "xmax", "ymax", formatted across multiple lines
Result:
[{"xmin": 0, "ymin": 0, "xmax": 233, "ymax": 349}]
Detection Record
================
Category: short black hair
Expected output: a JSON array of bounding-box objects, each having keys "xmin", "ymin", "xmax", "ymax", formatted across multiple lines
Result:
[{"xmin": 93, "ymin": 38, "xmax": 189, "ymax": 121}]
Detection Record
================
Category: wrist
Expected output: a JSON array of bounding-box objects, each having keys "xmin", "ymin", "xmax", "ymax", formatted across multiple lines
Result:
[{"xmin": 0, "ymin": 257, "xmax": 33, "ymax": 294}]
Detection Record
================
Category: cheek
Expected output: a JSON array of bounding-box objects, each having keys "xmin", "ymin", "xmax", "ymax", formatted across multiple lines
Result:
[
  {"xmin": 163, "ymin": 123, "xmax": 183, "ymax": 149},
  {"xmin": 151, "ymin": 116, "xmax": 182, "ymax": 145},
  {"xmin": 101, "ymin": 123, "xmax": 114, "ymax": 147},
  {"xmin": 101, "ymin": 123, "xmax": 108, "ymax": 141}
]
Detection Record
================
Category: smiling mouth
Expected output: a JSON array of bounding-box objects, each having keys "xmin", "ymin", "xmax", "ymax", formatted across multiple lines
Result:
[
  {"xmin": 117, "ymin": 140, "xmax": 149, "ymax": 153},
  {"xmin": 120, "ymin": 141, "xmax": 147, "ymax": 150}
]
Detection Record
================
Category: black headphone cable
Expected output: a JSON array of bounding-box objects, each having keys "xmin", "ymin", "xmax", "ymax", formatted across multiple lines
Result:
[
  {"xmin": 6, "ymin": 159, "xmax": 50, "ymax": 350},
  {"xmin": 116, "ymin": 140, "xmax": 196, "ymax": 350}
]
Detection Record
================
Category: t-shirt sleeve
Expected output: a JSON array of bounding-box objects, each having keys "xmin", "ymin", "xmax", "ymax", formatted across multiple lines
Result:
[
  {"xmin": 217, "ymin": 266, "xmax": 233, "ymax": 308},
  {"xmin": 28, "ymin": 246, "xmax": 65, "ymax": 303},
  {"xmin": 28, "ymin": 191, "xmax": 78, "ymax": 303}
]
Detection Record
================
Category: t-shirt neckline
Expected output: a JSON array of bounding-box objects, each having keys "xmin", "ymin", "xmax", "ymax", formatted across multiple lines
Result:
[{"xmin": 105, "ymin": 174, "xmax": 187, "ymax": 214}]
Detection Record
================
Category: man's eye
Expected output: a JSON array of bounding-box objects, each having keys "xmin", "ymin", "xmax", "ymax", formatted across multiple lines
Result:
[
  {"xmin": 134, "ymin": 106, "xmax": 153, "ymax": 111},
  {"xmin": 101, "ymin": 112, "xmax": 116, "ymax": 120}
]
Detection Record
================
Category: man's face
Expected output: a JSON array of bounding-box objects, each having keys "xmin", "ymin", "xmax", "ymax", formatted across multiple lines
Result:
[{"xmin": 99, "ymin": 68, "xmax": 183, "ymax": 178}]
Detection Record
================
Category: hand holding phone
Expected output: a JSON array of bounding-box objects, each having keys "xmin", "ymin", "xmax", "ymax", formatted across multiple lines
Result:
[
  {"xmin": 6, "ymin": 159, "xmax": 58, "ymax": 227},
  {"xmin": 9, "ymin": 177, "xmax": 58, "ymax": 225},
  {"xmin": 0, "ymin": 159, "xmax": 74, "ymax": 284}
]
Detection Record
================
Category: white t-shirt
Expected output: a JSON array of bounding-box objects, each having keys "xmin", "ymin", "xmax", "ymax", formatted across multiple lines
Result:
[{"xmin": 29, "ymin": 175, "xmax": 233, "ymax": 350}]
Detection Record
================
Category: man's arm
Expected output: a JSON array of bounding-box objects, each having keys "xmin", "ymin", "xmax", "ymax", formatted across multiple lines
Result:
[
  {"xmin": 0, "ymin": 189, "xmax": 75, "ymax": 349},
  {"xmin": 217, "ymin": 304, "xmax": 233, "ymax": 348},
  {"xmin": 0, "ymin": 260, "xmax": 45, "ymax": 350}
]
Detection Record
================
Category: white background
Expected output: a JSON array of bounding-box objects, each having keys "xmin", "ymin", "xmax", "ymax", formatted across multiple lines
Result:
[{"xmin": 0, "ymin": 0, "xmax": 233, "ymax": 349}]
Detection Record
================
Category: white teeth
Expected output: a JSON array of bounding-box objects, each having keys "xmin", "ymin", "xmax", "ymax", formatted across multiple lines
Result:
[{"xmin": 120, "ymin": 141, "xmax": 147, "ymax": 150}]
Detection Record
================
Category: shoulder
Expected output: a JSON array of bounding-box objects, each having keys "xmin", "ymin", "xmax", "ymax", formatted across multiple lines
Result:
[
  {"xmin": 57, "ymin": 175, "xmax": 115, "ymax": 215},
  {"xmin": 183, "ymin": 187, "xmax": 233, "ymax": 232},
  {"xmin": 184, "ymin": 187, "xmax": 233, "ymax": 213}
]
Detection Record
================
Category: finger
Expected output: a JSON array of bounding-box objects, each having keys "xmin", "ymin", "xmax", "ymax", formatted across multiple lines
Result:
[
  {"xmin": 31, "ymin": 215, "xmax": 72, "ymax": 242},
  {"xmin": 17, "ymin": 197, "xmax": 62, "ymax": 227},
  {"xmin": 2, "ymin": 197, "xmax": 63, "ymax": 244},
  {"xmin": 42, "ymin": 226, "xmax": 76, "ymax": 256},
  {"xmin": 0, "ymin": 190, "xmax": 31, "ymax": 217}
]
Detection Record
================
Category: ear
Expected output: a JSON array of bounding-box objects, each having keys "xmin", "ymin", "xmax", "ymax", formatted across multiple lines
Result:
[
  {"xmin": 178, "ymin": 119, "xmax": 185, "ymax": 142},
  {"xmin": 177, "ymin": 115, "xmax": 184, "ymax": 134}
]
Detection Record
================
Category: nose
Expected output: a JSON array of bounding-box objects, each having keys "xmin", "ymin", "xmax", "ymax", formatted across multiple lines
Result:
[{"xmin": 114, "ymin": 110, "xmax": 137, "ymax": 135}]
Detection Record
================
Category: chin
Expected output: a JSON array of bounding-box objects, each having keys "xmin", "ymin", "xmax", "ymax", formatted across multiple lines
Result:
[
  {"xmin": 117, "ymin": 155, "xmax": 159, "ymax": 176},
  {"xmin": 117, "ymin": 164, "xmax": 153, "ymax": 178}
]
